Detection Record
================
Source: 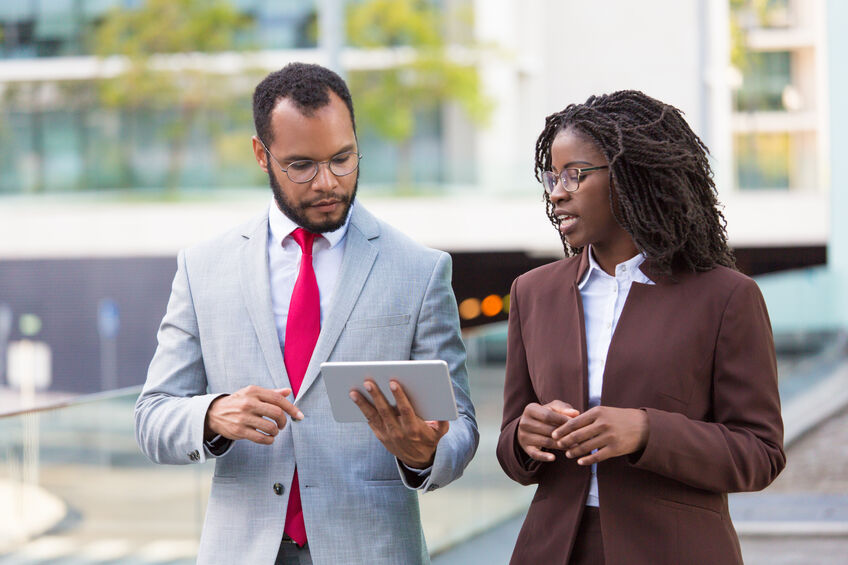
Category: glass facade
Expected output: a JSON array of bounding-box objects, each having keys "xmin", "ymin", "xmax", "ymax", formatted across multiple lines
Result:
[
  {"xmin": 734, "ymin": 132, "xmax": 792, "ymax": 190},
  {"xmin": 0, "ymin": 0, "xmax": 460, "ymax": 195},
  {"xmin": 730, "ymin": 0, "xmax": 819, "ymax": 192},
  {"xmin": 0, "ymin": 98, "xmax": 449, "ymax": 194},
  {"xmin": 0, "ymin": 0, "xmax": 318, "ymax": 59},
  {"xmin": 734, "ymin": 51, "xmax": 792, "ymax": 112}
]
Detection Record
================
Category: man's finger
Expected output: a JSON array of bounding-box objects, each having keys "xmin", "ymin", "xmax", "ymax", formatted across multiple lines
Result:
[
  {"xmin": 253, "ymin": 394, "xmax": 294, "ymax": 428},
  {"xmin": 426, "ymin": 420, "xmax": 450, "ymax": 441},
  {"xmin": 389, "ymin": 380, "xmax": 419, "ymax": 423},
  {"xmin": 242, "ymin": 428, "xmax": 276, "ymax": 445},
  {"xmin": 425, "ymin": 420, "xmax": 450, "ymax": 434},
  {"xmin": 258, "ymin": 387, "xmax": 303, "ymax": 421},
  {"xmin": 350, "ymin": 389, "xmax": 382, "ymax": 425},
  {"xmin": 365, "ymin": 380, "xmax": 399, "ymax": 424}
]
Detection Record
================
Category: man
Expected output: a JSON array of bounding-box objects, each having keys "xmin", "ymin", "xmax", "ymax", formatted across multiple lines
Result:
[{"xmin": 135, "ymin": 62, "xmax": 478, "ymax": 565}]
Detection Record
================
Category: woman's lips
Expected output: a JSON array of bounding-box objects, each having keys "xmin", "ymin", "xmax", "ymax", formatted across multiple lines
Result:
[{"xmin": 556, "ymin": 213, "xmax": 578, "ymax": 234}]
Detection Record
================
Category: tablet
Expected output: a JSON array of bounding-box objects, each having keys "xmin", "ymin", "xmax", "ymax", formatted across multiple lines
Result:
[{"xmin": 321, "ymin": 360, "xmax": 458, "ymax": 423}]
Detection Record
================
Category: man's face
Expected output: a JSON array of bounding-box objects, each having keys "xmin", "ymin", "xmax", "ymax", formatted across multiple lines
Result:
[{"xmin": 253, "ymin": 92, "xmax": 358, "ymax": 233}]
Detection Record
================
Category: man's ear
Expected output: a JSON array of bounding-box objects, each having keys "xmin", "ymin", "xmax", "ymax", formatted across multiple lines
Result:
[{"xmin": 251, "ymin": 136, "xmax": 269, "ymax": 172}]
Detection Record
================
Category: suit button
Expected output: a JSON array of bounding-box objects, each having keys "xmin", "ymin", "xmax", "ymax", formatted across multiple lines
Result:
[{"xmin": 273, "ymin": 482, "xmax": 284, "ymax": 496}]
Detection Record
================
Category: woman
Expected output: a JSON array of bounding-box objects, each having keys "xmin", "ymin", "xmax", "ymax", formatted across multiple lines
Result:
[{"xmin": 496, "ymin": 90, "xmax": 785, "ymax": 565}]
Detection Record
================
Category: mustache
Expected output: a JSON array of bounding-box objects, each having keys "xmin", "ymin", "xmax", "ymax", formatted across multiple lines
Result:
[{"xmin": 302, "ymin": 193, "xmax": 351, "ymax": 207}]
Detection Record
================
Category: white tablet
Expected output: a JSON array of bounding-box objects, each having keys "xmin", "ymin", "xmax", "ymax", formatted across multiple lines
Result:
[{"xmin": 321, "ymin": 360, "xmax": 458, "ymax": 423}]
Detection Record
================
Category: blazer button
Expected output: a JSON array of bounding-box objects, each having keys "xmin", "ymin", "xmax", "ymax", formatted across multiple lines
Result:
[{"xmin": 273, "ymin": 482, "xmax": 284, "ymax": 496}]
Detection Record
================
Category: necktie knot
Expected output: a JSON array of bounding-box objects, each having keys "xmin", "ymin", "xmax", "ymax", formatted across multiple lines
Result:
[{"xmin": 291, "ymin": 228, "xmax": 316, "ymax": 256}]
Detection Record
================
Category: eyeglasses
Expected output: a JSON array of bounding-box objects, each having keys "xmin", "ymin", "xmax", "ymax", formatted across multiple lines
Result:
[
  {"xmin": 258, "ymin": 137, "xmax": 362, "ymax": 184},
  {"xmin": 541, "ymin": 165, "xmax": 609, "ymax": 194}
]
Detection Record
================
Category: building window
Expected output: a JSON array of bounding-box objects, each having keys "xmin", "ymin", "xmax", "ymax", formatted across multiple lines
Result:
[
  {"xmin": 734, "ymin": 51, "xmax": 792, "ymax": 112},
  {"xmin": 735, "ymin": 132, "xmax": 791, "ymax": 190}
]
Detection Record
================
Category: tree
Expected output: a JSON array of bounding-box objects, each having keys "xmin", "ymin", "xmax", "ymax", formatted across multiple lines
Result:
[
  {"xmin": 346, "ymin": 0, "xmax": 492, "ymax": 190},
  {"xmin": 92, "ymin": 0, "xmax": 254, "ymax": 193}
]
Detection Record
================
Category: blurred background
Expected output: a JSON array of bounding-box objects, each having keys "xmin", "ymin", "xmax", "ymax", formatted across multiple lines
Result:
[{"xmin": 0, "ymin": 0, "xmax": 846, "ymax": 563}]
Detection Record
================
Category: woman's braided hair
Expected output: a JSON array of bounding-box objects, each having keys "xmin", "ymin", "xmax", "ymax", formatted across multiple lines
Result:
[{"xmin": 534, "ymin": 90, "xmax": 735, "ymax": 275}]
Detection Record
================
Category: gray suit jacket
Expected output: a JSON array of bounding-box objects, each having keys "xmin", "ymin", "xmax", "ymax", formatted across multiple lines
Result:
[{"xmin": 135, "ymin": 204, "xmax": 478, "ymax": 565}]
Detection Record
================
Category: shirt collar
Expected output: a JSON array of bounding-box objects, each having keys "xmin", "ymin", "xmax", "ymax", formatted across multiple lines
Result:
[
  {"xmin": 578, "ymin": 245, "xmax": 653, "ymax": 289},
  {"xmin": 268, "ymin": 198, "xmax": 352, "ymax": 250}
]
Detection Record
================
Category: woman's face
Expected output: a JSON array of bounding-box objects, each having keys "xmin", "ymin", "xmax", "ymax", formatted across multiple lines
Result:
[{"xmin": 548, "ymin": 127, "xmax": 637, "ymax": 266}]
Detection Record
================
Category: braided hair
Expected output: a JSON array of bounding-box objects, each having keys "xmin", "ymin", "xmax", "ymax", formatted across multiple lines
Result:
[{"xmin": 534, "ymin": 90, "xmax": 735, "ymax": 275}]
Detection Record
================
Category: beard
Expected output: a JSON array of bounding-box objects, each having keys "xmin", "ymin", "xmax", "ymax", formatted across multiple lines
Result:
[{"xmin": 268, "ymin": 169, "xmax": 357, "ymax": 233}]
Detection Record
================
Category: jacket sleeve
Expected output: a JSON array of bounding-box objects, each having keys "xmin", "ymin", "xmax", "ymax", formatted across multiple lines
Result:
[
  {"xmin": 629, "ymin": 276, "xmax": 786, "ymax": 492},
  {"xmin": 496, "ymin": 276, "xmax": 547, "ymax": 485},
  {"xmin": 134, "ymin": 250, "xmax": 227, "ymax": 465},
  {"xmin": 403, "ymin": 251, "xmax": 479, "ymax": 492}
]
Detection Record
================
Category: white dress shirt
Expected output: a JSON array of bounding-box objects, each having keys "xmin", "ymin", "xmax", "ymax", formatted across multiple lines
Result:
[
  {"xmin": 267, "ymin": 199, "xmax": 350, "ymax": 347},
  {"xmin": 267, "ymin": 199, "xmax": 431, "ymax": 478},
  {"xmin": 578, "ymin": 246, "xmax": 654, "ymax": 507}
]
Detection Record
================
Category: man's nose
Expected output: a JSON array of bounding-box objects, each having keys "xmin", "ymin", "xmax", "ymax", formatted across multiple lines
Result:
[{"xmin": 311, "ymin": 162, "xmax": 338, "ymax": 191}]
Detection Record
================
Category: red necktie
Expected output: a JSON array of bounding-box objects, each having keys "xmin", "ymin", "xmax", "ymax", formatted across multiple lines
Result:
[{"xmin": 283, "ymin": 228, "xmax": 320, "ymax": 547}]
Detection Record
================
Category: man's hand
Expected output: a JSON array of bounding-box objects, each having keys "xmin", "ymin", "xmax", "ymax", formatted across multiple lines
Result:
[
  {"xmin": 552, "ymin": 406, "xmax": 649, "ymax": 465},
  {"xmin": 349, "ymin": 379, "xmax": 449, "ymax": 469},
  {"xmin": 517, "ymin": 400, "xmax": 580, "ymax": 462},
  {"xmin": 205, "ymin": 385, "xmax": 304, "ymax": 445}
]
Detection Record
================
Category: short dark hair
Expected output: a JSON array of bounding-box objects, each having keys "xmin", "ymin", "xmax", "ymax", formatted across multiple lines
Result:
[
  {"xmin": 534, "ymin": 90, "xmax": 735, "ymax": 275},
  {"xmin": 252, "ymin": 62, "xmax": 356, "ymax": 146}
]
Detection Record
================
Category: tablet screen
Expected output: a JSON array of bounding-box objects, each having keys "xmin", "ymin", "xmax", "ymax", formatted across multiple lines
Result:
[{"xmin": 321, "ymin": 360, "xmax": 458, "ymax": 423}]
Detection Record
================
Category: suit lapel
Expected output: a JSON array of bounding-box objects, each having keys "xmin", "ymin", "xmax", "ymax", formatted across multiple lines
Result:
[
  {"xmin": 295, "ymin": 205, "xmax": 380, "ymax": 402},
  {"xmin": 239, "ymin": 214, "xmax": 289, "ymax": 390}
]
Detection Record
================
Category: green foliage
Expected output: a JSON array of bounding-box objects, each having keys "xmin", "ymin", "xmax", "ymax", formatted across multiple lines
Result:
[
  {"xmin": 346, "ymin": 0, "xmax": 492, "ymax": 186},
  {"xmin": 729, "ymin": 0, "xmax": 785, "ymax": 70},
  {"xmin": 347, "ymin": 0, "xmax": 442, "ymax": 48},
  {"xmin": 91, "ymin": 0, "xmax": 257, "ymax": 191}
]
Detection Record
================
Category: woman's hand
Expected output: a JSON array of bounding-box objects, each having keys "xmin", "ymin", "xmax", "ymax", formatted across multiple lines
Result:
[
  {"xmin": 517, "ymin": 400, "xmax": 580, "ymax": 462},
  {"xmin": 552, "ymin": 406, "xmax": 649, "ymax": 465}
]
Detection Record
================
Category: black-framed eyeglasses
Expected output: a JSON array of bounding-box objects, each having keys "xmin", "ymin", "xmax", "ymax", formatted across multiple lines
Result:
[
  {"xmin": 258, "ymin": 137, "xmax": 362, "ymax": 184},
  {"xmin": 541, "ymin": 165, "xmax": 609, "ymax": 194}
]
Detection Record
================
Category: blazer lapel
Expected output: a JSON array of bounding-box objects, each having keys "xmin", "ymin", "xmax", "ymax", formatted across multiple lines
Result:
[
  {"xmin": 295, "ymin": 205, "xmax": 380, "ymax": 402},
  {"xmin": 239, "ymin": 214, "xmax": 289, "ymax": 391},
  {"xmin": 556, "ymin": 252, "xmax": 590, "ymax": 411},
  {"xmin": 571, "ymin": 280, "xmax": 590, "ymax": 411}
]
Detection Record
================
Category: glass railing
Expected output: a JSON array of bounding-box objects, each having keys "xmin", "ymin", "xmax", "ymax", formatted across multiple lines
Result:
[
  {"xmin": 0, "ymin": 388, "xmax": 209, "ymax": 564},
  {"xmin": 0, "ymin": 356, "xmax": 527, "ymax": 563}
]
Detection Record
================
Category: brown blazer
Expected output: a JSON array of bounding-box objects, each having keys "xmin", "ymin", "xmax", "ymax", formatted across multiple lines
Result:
[{"xmin": 497, "ymin": 252, "xmax": 785, "ymax": 565}]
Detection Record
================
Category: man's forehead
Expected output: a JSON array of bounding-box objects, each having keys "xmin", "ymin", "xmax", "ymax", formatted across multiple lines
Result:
[
  {"xmin": 271, "ymin": 92, "xmax": 349, "ymax": 123},
  {"xmin": 267, "ymin": 93, "xmax": 355, "ymax": 154}
]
